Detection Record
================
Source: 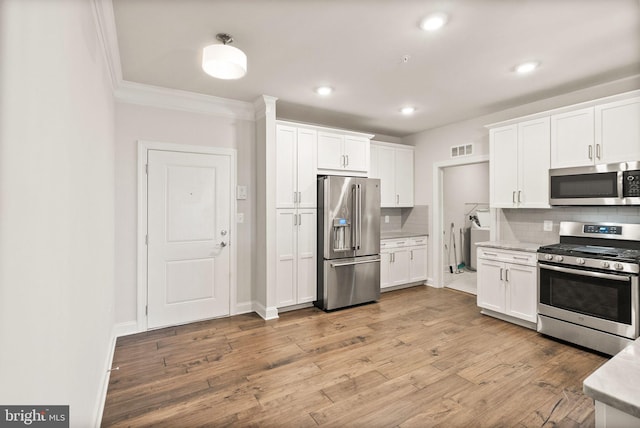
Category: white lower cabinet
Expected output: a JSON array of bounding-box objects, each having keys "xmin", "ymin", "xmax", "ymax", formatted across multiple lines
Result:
[
  {"xmin": 276, "ymin": 209, "xmax": 316, "ymax": 308},
  {"xmin": 380, "ymin": 236, "xmax": 427, "ymax": 290},
  {"xmin": 476, "ymin": 247, "xmax": 537, "ymax": 325}
]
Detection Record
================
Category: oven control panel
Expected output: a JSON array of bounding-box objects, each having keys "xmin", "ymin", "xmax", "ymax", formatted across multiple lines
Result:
[{"xmin": 583, "ymin": 224, "xmax": 622, "ymax": 235}]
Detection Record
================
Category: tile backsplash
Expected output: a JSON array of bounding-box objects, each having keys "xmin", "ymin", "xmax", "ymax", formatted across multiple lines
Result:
[
  {"xmin": 381, "ymin": 205, "xmax": 429, "ymax": 235},
  {"xmin": 499, "ymin": 206, "xmax": 640, "ymax": 245}
]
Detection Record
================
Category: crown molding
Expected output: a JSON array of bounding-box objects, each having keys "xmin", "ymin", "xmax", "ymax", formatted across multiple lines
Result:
[
  {"xmin": 115, "ymin": 81, "xmax": 256, "ymax": 121},
  {"xmin": 92, "ymin": 0, "xmax": 123, "ymax": 90}
]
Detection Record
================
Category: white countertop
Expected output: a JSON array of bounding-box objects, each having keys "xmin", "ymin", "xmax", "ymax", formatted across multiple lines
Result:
[
  {"xmin": 474, "ymin": 240, "xmax": 540, "ymax": 253},
  {"xmin": 381, "ymin": 231, "xmax": 428, "ymax": 240},
  {"xmin": 583, "ymin": 338, "xmax": 640, "ymax": 418}
]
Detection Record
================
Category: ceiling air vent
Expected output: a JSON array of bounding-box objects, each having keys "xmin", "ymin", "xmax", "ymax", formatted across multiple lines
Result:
[{"xmin": 450, "ymin": 143, "xmax": 473, "ymax": 158}]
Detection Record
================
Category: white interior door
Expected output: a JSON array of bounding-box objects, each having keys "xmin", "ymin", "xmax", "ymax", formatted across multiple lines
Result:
[{"xmin": 147, "ymin": 149, "xmax": 231, "ymax": 329}]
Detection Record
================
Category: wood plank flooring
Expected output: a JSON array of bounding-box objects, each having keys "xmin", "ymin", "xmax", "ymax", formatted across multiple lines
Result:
[{"xmin": 102, "ymin": 286, "xmax": 607, "ymax": 427}]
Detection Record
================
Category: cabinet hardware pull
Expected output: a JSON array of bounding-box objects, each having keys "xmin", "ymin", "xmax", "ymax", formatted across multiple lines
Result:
[
  {"xmin": 294, "ymin": 214, "xmax": 297, "ymax": 226},
  {"xmin": 518, "ymin": 190, "xmax": 522, "ymax": 203},
  {"xmin": 298, "ymin": 214, "xmax": 302, "ymax": 225},
  {"xmin": 411, "ymin": 250, "xmax": 414, "ymax": 260},
  {"xmin": 513, "ymin": 256, "xmax": 529, "ymax": 260},
  {"xmin": 505, "ymin": 269, "xmax": 509, "ymax": 282},
  {"xmin": 500, "ymin": 268, "xmax": 503, "ymax": 281},
  {"xmin": 588, "ymin": 145, "xmax": 593, "ymax": 160},
  {"xmin": 346, "ymin": 155, "xmax": 349, "ymax": 166},
  {"xmin": 293, "ymin": 192, "xmax": 297, "ymax": 203},
  {"xmin": 484, "ymin": 252, "xmax": 498, "ymax": 256},
  {"xmin": 512, "ymin": 191, "xmax": 516, "ymax": 204},
  {"xmin": 596, "ymin": 144, "xmax": 601, "ymax": 159},
  {"xmin": 298, "ymin": 192, "xmax": 301, "ymax": 203}
]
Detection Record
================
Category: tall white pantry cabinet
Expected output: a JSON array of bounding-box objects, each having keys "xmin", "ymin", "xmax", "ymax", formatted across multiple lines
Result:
[{"xmin": 275, "ymin": 124, "xmax": 317, "ymax": 307}]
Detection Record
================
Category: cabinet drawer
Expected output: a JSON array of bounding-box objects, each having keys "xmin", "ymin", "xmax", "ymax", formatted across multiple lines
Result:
[
  {"xmin": 477, "ymin": 247, "xmax": 536, "ymax": 266},
  {"xmin": 381, "ymin": 236, "xmax": 426, "ymax": 249}
]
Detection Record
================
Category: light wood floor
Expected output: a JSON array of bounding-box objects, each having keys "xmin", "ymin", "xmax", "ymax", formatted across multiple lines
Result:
[{"xmin": 102, "ymin": 286, "xmax": 607, "ymax": 427}]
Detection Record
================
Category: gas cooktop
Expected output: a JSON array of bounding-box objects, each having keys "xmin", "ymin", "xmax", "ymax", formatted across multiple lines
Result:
[{"xmin": 538, "ymin": 243, "xmax": 640, "ymax": 263}]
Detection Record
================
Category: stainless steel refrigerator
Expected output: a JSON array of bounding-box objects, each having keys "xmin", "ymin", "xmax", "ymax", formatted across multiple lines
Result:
[{"xmin": 316, "ymin": 176, "xmax": 381, "ymax": 310}]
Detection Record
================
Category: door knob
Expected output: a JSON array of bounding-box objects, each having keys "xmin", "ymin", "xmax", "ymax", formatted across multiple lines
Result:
[
  {"xmin": 219, "ymin": 241, "xmax": 227, "ymax": 248},
  {"xmin": 220, "ymin": 230, "xmax": 227, "ymax": 236}
]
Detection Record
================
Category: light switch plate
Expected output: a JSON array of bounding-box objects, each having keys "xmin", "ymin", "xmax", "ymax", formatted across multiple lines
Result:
[
  {"xmin": 236, "ymin": 185, "xmax": 247, "ymax": 200},
  {"xmin": 237, "ymin": 213, "xmax": 244, "ymax": 224},
  {"xmin": 543, "ymin": 220, "xmax": 553, "ymax": 231}
]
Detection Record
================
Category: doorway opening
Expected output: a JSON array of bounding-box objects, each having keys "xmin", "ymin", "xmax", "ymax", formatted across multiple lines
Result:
[{"xmin": 431, "ymin": 155, "xmax": 490, "ymax": 294}]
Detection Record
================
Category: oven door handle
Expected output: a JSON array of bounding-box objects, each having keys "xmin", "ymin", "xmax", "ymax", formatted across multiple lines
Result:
[{"xmin": 538, "ymin": 263, "xmax": 632, "ymax": 282}]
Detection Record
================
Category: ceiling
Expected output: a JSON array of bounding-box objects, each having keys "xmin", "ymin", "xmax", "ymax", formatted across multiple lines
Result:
[{"xmin": 112, "ymin": 0, "xmax": 640, "ymax": 138}]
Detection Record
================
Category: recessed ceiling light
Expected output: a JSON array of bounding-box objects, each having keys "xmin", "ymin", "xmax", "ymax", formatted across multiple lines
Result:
[
  {"xmin": 420, "ymin": 13, "xmax": 448, "ymax": 32},
  {"xmin": 316, "ymin": 86, "xmax": 333, "ymax": 96},
  {"xmin": 515, "ymin": 61, "xmax": 540, "ymax": 74},
  {"xmin": 400, "ymin": 106, "xmax": 416, "ymax": 115}
]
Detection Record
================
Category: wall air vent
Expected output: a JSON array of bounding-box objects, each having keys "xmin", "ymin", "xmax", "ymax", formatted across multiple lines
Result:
[{"xmin": 450, "ymin": 143, "xmax": 474, "ymax": 158}]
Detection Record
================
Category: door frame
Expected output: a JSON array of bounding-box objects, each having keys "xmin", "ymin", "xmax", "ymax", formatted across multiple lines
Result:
[
  {"xmin": 137, "ymin": 140, "xmax": 237, "ymax": 331},
  {"xmin": 431, "ymin": 155, "xmax": 490, "ymax": 289}
]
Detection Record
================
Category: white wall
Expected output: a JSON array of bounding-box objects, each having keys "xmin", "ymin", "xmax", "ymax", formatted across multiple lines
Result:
[
  {"xmin": 114, "ymin": 102, "xmax": 256, "ymax": 325},
  {"xmin": 0, "ymin": 0, "xmax": 115, "ymax": 426},
  {"xmin": 404, "ymin": 76, "xmax": 640, "ymax": 285}
]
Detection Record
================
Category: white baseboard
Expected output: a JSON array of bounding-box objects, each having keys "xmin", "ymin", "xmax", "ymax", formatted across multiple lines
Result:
[
  {"xmin": 234, "ymin": 301, "xmax": 254, "ymax": 315},
  {"xmin": 253, "ymin": 301, "xmax": 279, "ymax": 320},
  {"xmin": 114, "ymin": 321, "xmax": 140, "ymax": 337},
  {"xmin": 95, "ymin": 329, "xmax": 118, "ymax": 427}
]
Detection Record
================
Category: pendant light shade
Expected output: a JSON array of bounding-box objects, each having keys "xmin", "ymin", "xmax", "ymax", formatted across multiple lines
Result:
[{"xmin": 202, "ymin": 33, "xmax": 247, "ymax": 80}]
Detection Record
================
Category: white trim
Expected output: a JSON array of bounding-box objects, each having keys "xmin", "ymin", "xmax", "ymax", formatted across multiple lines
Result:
[
  {"xmin": 276, "ymin": 119, "xmax": 374, "ymax": 139},
  {"xmin": 113, "ymin": 321, "xmax": 138, "ymax": 338},
  {"xmin": 116, "ymin": 81, "xmax": 255, "ymax": 121},
  {"xmin": 253, "ymin": 301, "xmax": 279, "ymax": 321},
  {"xmin": 91, "ymin": 0, "xmax": 123, "ymax": 89},
  {"xmin": 137, "ymin": 140, "xmax": 238, "ymax": 332},
  {"xmin": 485, "ymin": 88, "xmax": 640, "ymax": 129},
  {"xmin": 95, "ymin": 329, "xmax": 118, "ymax": 427},
  {"xmin": 432, "ymin": 155, "xmax": 490, "ymax": 289},
  {"xmin": 234, "ymin": 301, "xmax": 254, "ymax": 315}
]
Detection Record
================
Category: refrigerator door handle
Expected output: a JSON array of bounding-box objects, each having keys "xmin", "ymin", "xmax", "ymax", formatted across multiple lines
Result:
[
  {"xmin": 355, "ymin": 184, "xmax": 362, "ymax": 250},
  {"xmin": 331, "ymin": 258, "xmax": 381, "ymax": 268}
]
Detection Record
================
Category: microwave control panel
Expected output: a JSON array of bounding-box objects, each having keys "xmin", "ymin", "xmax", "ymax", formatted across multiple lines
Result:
[{"xmin": 623, "ymin": 170, "xmax": 640, "ymax": 197}]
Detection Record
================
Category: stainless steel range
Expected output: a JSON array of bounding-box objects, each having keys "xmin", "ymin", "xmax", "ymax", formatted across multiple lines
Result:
[{"xmin": 537, "ymin": 221, "xmax": 640, "ymax": 355}]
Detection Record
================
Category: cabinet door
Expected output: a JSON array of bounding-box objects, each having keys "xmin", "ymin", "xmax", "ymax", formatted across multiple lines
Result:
[
  {"xmin": 275, "ymin": 125, "xmax": 297, "ymax": 209},
  {"xmin": 408, "ymin": 245, "xmax": 427, "ymax": 282},
  {"xmin": 550, "ymin": 107, "xmax": 594, "ymax": 168},
  {"xmin": 505, "ymin": 263, "xmax": 537, "ymax": 323},
  {"xmin": 518, "ymin": 117, "xmax": 550, "ymax": 208},
  {"xmin": 343, "ymin": 135, "xmax": 369, "ymax": 172},
  {"xmin": 296, "ymin": 209, "xmax": 317, "ymax": 303},
  {"xmin": 369, "ymin": 144, "xmax": 380, "ymax": 179},
  {"xmin": 390, "ymin": 248, "xmax": 410, "ymax": 286},
  {"xmin": 276, "ymin": 210, "xmax": 296, "ymax": 307},
  {"xmin": 595, "ymin": 97, "xmax": 640, "ymax": 164},
  {"xmin": 395, "ymin": 148, "xmax": 414, "ymax": 207},
  {"xmin": 380, "ymin": 250, "xmax": 392, "ymax": 289},
  {"xmin": 377, "ymin": 146, "xmax": 396, "ymax": 207},
  {"xmin": 317, "ymin": 132, "xmax": 344, "ymax": 170},
  {"xmin": 296, "ymin": 128, "xmax": 317, "ymax": 208},
  {"xmin": 490, "ymin": 125, "xmax": 518, "ymax": 208},
  {"xmin": 477, "ymin": 259, "xmax": 505, "ymax": 313}
]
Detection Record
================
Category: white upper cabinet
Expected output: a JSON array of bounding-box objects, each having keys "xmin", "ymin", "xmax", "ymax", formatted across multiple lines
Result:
[
  {"xmin": 550, "ymin": 107, "xmax": 595, "ymax": 168},
  {"xmin": 276, "ymin": 124, "xmax": 317, "ymax": 209},
  {"xmin": 317, "ymin": 131, "xmax": 370, "ymax": 176},
  {"xmin": 370, "ymin": 141, "xmax": 414, "ymax": 207},
  {"xmin": 550, "ymin": 95, "xmax": 640, "ymax": 168},
  {"xmin": 490, "ymin": 117, "xmax": 550, "ymax": 208},
  {"xmin": 595, "ymin": 97, "xmax": 640, "ymax": 164}
]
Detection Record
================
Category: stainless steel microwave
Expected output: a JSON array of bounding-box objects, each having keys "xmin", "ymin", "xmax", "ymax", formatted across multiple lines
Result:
[{"xmin": 549, "ymin": 161, "xmax": 640, "ymax": 206}]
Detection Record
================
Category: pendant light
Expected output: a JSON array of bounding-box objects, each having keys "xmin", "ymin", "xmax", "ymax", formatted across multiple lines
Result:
[{"xmin": 202, "ymin": 33, "xmax": 247, "ymax": 80}]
